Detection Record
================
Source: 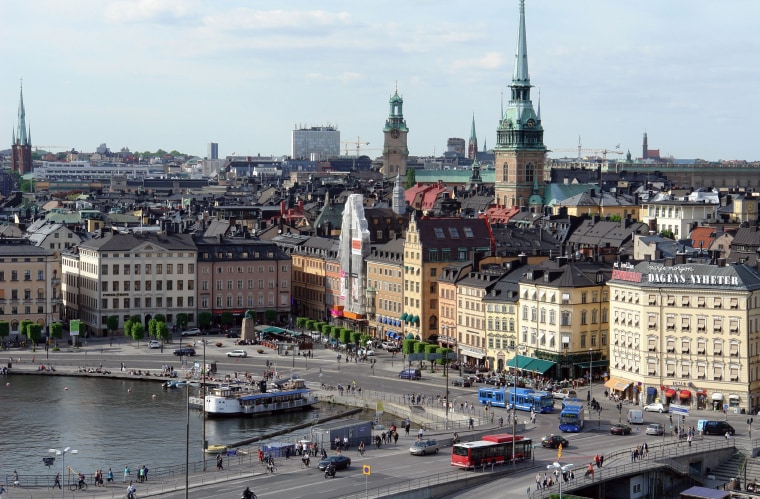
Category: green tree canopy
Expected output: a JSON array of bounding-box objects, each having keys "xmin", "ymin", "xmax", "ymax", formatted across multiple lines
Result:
[
  {"xmin": 107, "ymin": 315, "xmax": 119, "ymax": 334},
  {"xmin": 155, "ymin": 322, "xmax": 170, "ymax": 343},
  {"xmin": 404, "ymin": 168, "xmax": 416, "ymax": 189},
  {"xmin": 19, "ymin": 320, "xmax": 33, "ymax": 337},
  {"xmin": 0, "ymin": 321, "xmax": 9, "ymax": 340},
  {"xmin": 199, "ymin": 312, "xmax": 212, "ymax": 329},
  {"xmin": 154, "ymin": 313, "xmax": 167, "ymax": 323},
  {"xmin": 175, "ymin": 313, "xmax": 188, "ymax": 331},
  {"xmin": 49, "ymin": 322, "xmax": 63, "ymax": 340},
  {"xmin": 220, "ymin": 312, "xmax": 234, "ymax": 326},
  {"xmin": 131, "ymin": 323, "xmax": 145, "ymax": 346},
  {"xmin": 265, "ymin": 309, "xmax": 277, "ymax": 323}
]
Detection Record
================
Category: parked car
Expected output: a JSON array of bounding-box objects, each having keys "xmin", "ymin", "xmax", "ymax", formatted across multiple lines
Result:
[
  {"xmin": 410, "ymin": 439, "xmax": 439, "ymax": 455},
  {"xmin": 180, "ymin": 328, "xmax": 201, "ymax": 337},
  {"xmin": 357, "ymin": 349, "xmax": 375, "ymax": 356},
  {"xmin": 318, "ymin": 455, "xmax": 351, "ymax": 471},
  {"xmin": 452, "ymin": 377, "xmax": 472, "ymax": 387},
  {"xmin": 703, "ymin": 421, "xmax": 735, "ymax": 436},
  {"xmin": 173, "ymin": 347, "xmax": 196, "ymax": 357},
  {"xmin": 646, "ymin": 423, "xmax": 664, "ymax": 436},
  {"xmin": 643, "ymin": 402, "xmax": 668, "ymax": 413},
  {"xmin": 540, "ymin": 435, "xmax": 569, "ymax": 449},
  {"xmin": 610, "ymin": 424, "xmax": 632, "ymax": 435},
  {"xmin": 148, "ymin": 340, "xmax": 161, "ymax": 349},
  {"xmin": 226, "ymin": 349, "xmax": 248, "ymax": 358}
]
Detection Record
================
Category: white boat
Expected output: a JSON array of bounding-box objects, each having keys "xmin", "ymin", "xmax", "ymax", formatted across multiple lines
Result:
[{"xmin": 204, "ymin": 379, "xmax": 318, "ymax": 417}]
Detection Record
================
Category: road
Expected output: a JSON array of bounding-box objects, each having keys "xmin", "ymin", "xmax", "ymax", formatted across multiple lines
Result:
[{"xmin": 9, "ymin": 333, "xmax": 753, "ymax": 498}]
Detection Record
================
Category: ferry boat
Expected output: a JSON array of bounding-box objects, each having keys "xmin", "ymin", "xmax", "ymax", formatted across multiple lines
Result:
[{"xmin": 203, "ymin": 379, "xmax": 318, "ymax": 417}]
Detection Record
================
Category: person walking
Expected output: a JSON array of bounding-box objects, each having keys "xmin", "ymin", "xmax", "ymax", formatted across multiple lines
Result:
[
  {"xmin": 54, "ymin": 472, "xmax": 61, "ymax": 489},
  {"xmin": 468, "ymin": 417, "xmax": 474, "ymax": 430},
  {"xmin": 107, "ymin": 468, "xmax": 114, "ymax": 485},
  {"xmin": 124, "ymin": 465, "xmax": 130, "ymax": 483},
  {"xmin": 599, "ymin": 454, "xmax": 604, "ymax": 467},
  {"xmin": 216, "ymin": 453, "xmax": 224, "ymax": 470}
]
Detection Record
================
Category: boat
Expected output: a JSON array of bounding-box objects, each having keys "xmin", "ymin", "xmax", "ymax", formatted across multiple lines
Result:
[
  {"xmin": 205, "ymin": 446, "xmax": 227, "ymax": 454},
  {"xmin": 204, "ymin": 378, "xmax": 318, "ymax": 417}
]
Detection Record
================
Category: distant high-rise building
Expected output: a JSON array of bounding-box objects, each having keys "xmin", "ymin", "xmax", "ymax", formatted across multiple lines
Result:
[
  {"xmin": 494, "ymin": 0, "xmax": 546, "ymax": 210},
  {"xmin": 11, "ymin": 82, "xmax": 32, "ymax": 174},
  {"xmin": 291, "ymin": 126, "xmax": 339, "ymax": 160},
  {"xmin": 446, "ymin": 138, "xmax": 466, "ymax": 156},
  {"xmin": 382, "ymin": 88, "xmax": 409, "ymax": 177},
  {"xmin": 208, "ymin": 142, "xmax": 219, "ymax": 160}
]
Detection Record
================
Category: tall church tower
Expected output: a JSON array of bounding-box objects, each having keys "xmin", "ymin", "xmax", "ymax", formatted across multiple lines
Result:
[
  {"xmin": 11, "ymin": 82, "xmax": 33, "ymax": 174},
  {"xmin": 381, "ymin": 87, "xmax": 409, "ymax": 178},
  {"xmin": 493, "ymin": 0, "xmax": 546, "ymax": 209},
  {"xmin": 467, "ymin": 113, "xmax": 478, "ymax": 160}
]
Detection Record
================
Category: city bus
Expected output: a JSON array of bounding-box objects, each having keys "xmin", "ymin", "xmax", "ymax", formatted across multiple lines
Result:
[
  {"xmin": 451, "ymin": 434, "xmax": 532, "ymax": 469},
  {"xmin": 558, "ymin": 403, "xmax": 585, "ymax": 432},
  {"xmin": 477, "ymin": 387, "xmax": 510, "ymax": 408},
  {"xmin": 478, "ymin": 387, "xmax": 554, "ymax": 413}
]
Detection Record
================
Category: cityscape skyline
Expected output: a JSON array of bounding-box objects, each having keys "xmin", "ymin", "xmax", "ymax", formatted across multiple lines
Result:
[{"xmin": 2, "ymin": 0, "xmax": 759, "ymax": 161}]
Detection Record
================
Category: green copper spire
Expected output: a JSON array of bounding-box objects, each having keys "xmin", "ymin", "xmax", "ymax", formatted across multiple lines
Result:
[
  {"xmin": 513, "ymin": 0, "xmax": 530, "ymax": 86},
  {"xmin": 16, "ymin": 82, "xmax": 29, "ymax": 146},
  {"xmin": 470, "ymin": 113, "xmax": 477, "ymax": 141}
]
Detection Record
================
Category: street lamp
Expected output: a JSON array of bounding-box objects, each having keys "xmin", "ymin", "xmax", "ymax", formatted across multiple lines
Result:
[
  {"xmin": 547, "ymin": 462, "xmax": 574, "ymax": 499},
  {"xmin": 588, "ymin": 349, "xmax": 593, "ymax": 404},
  {"xmin": 49, "ymin": 447, "xmax": 77, "ymax": 499}
]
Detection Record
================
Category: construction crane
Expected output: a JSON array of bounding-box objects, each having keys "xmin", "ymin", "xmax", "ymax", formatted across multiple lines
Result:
[
  {"xmin": 34, "ymin": 145, "xmax": 70, "ymax": 152},
  {"xmin": 341, "ymin": 136, "xmax": 370, "ymax": 156},
  {"xmin": 550, "ymin": 137, "xmax": 623, "ymax": 162}
]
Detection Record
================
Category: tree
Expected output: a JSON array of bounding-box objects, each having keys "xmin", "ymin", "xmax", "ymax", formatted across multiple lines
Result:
[
  {"xmin": 148, "ymin": 318, "xmax": 157, "ymax": 338},
  {"xmin": 0, "ymin": 321, "xmax": 9, "ymax": 344},
  {"xmin": 123, "ymin": 320, "xmax": 135, "ymax": 339},
  {"xmin": 131, "ymin": 323, "xmax": 145, "ymax": 347},
  {"xmin": 265, "ymin": 309, "xmax": 277, "ymax": 324},
  {"xmin": 49, "ymin": 323, "xmax": 63, "ymax": 341},
  {"xmin": 175, "ymin": 313, "xmax": 188, "ymax": 331},
  {"xmin": 27, "ymin": 324, "xmax": 42, "ymax": 351},
  {"xmin": 221, "ymin": 312, "xmax": 234, "ymax": 327},
  {"xmin": 106, "ymin": 315, "xmax": 119, "ymax": 336},
  {"xmin": 154, "ymin": 314, "xmax": 167, "ymax": 324},
  {"xmin": 424, "ymin": 343, "xmax": 438, "ymax": 371},
  {"xmin": 404, "ymin": 168, "xmax": 416, "ymax": 189},
  {"xmin": 155, "ymin": 322, "xmax": 170, "ymax": 344},
  {"xmin": 19, "ymin": 320, "xmax": 33, "ymax": 338},
  {"xmin": 199, "ymin": 312, "xmax": 212, "ymax": 330}
]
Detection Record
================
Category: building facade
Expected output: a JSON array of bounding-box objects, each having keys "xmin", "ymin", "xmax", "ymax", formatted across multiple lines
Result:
[
  {"xmin": 291, "ymin": 126, "xmax": 340, "ymax": 161},
  {"xmin": 365, "ymin": 239, "xmax": 405, "ymax": 340},
  {"xmin": 0, "ymin": 239, "xmax": 61, "ymax": 334},
  {"xmin": 195, "ymin": 237, "xmax": 292, "ymax": 325},
  {"xmin": 607, "ymin": 260, "xmax": 760, "ymax": 413},
  {"xmin": 63, "ymin": 232, "xmax": 198, "ymax": 336}
]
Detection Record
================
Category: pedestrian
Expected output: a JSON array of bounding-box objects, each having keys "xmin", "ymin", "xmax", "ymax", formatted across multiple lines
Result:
[
  {"xmin": 124, "ymin": 465, "xmax": 130, "ymax": 482},
  {"xmin": 725, "ymin": 431, "xmax": 731, "ymax": 440},
  {"xmin": 468, "ymin": 417, "xmax": 474, "ymax": 430},
  {"xmin": 216, "ymin": 453, "xmax": 224, "ymax": 470},
  {"xmin": 536, "ymin": 472, "xmax": 541, "ymax": 490},
  {"xmin": 138, "ymin": 466, "xmax": 145, "ymax": 483},
  {"xmin": 285, "ymin": 446, "xmax": 290, "ymax": 460},
  {"xmin": 688, "ymin": 434, "xmax": 692, "ymax": 447},
  {"xmin": 599, "ymin": 454, "xmax": 604, "ymax": 467},
  {"xmin": 258, "ymin": 448, "xmax": 264, "ymax": 463},
  {"xmin": 54, "ymin": 472, "xmax": 61, "ymax": 489},
  {"xmin": 126, "ymin": 481, "xmax": 136, "ymax": 499},
  {"xmin": 393, "ymin": 431, "xmax": 399, "ymax": 445},
  {"xmin": 595, "ymin": 454, "xmax": 600, "ymax": 468},
  {"xmin": 498, "ymin": 417, "xmax": 504, "ymax": 428},
  {"xmin": 418, "ymin": 427, "xmax": 424, "ymax": 440},
  {"xmin": 12, "ymin": 471, "xmax": 18, "ymax": 487},
  {"xmin": 107, "ymin": 468, "xmax": 114, "ymax": 485}
]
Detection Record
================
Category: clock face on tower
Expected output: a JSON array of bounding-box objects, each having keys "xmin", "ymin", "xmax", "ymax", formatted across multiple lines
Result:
[{"xmin": 391, "ymin": 129, "xmax": 400, "ymax": 139}]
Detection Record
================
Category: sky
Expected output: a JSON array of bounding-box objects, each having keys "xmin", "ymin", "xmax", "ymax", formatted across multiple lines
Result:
[{"xmin": 2, "ymin": 0, "xmax": 760, "ymax": 162}]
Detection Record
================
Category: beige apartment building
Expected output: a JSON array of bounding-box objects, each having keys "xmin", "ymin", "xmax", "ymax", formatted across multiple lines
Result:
[
  {"xmin": 0, "ymin": 239, "xmax": 61, "ymax": 334},
  {"xmin": 456, "ymin": 269, "xmax": 502, "ymax": 368},
  {"xmin": 62, "ymin": 232, "xmax": 197, "ymax": 336},
  {"xmin": 607, "ymin": 259, "xmax": 760, "ymax": 413},
  {"xmin": 365, "ymin": 239, "xmax": 405, "ymax": 340}
]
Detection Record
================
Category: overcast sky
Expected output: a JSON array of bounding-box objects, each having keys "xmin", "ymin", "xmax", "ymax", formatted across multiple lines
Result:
[{"xmin": 2, "ymin": 0, "xmax": 759, "ymax": 161}]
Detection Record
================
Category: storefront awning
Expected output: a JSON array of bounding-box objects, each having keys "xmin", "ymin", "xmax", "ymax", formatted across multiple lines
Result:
[
  {"xmin": 576, "ymin": 360, "xmax": 609, "ymax": 369},
  {"xmin": 664, "ymin": 389, "xmax": 676, "ymax": 397},
  {"xmin": 506, "ymin": 354, "xmax": 535, "ymax": 370},
  {"xmin": 604, "ymin": 378, "xmax": 632, "ymax": 392},
  {"xmin": 679, "ymin": 390, "xmax": 692, "ymax": 399},
  {"xmin": 729, "ymin": 394, "xmax": 740, "ymax": 400},
  {"xmin": 712, "ymin": 393, "xmax": 724, "ymax": 401},
  {"xmin": 523, "ymin": 358, "xmax": 556, "ymax": 374}
]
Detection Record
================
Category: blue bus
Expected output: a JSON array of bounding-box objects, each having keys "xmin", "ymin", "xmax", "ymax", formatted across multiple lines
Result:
[
  {"xmin": 558, "ymin": 404, "xmax": 585, "ymax": 432},
  {"xmin": 478, "ymin": 387, "xmax": 554, "ymax": 413}
]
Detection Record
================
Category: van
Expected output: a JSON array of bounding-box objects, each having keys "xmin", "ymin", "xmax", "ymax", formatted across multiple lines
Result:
[
  {"xmin": 702, "ymin": 420, "xmax": 735, "ymax": 436},
  {"xmin": 627, "ymin": 409, "xmax": 644, "ymax": 424},
  {"xmin": 399, "ymin": 369, "xmax": 421, "ymax": 380}
]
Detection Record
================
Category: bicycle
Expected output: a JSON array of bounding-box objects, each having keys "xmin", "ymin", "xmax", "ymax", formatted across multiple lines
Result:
[{"xmin": 70, "ymin": 480, "xmax": 88, "ymax": 491}]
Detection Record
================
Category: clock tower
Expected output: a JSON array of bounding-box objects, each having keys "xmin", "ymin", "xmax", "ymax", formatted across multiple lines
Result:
[
  {"xmin": 382, "ymin": 87, "xmax": 409, "ymax": 178},
  {"xmin": 494, "ymin": 0, "xmax": 546, "ymax": 210}
]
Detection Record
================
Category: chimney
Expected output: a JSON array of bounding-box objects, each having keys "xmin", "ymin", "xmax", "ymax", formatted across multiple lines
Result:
[
  {"xmin": 718, "ymin": 258, "xmax": 727, "ymax": 267},
  {"xmin": 675, "ymin": 252, "xmax": 686, "ymax": 265},
  {"xmin": 280, "ymin": 200, "xmax": 286, "ymax": 215}
]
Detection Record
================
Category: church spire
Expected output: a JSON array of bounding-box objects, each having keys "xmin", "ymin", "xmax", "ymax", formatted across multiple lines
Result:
[
  {"xmin": 468, "ymin": 112, "xmax": 478, "ymax": 160},
  {"xmin": 16, "ymin": 82, "xmax": 29, "ymax": 146},
  {"xmin": 513, "ymin": 0, "xmax": 530, "ymax": 86}
]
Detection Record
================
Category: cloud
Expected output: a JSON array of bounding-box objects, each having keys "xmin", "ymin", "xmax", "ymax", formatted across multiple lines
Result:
[
  {"xmin": 304, "ymin": 72, "xmax": 365, "ymax": 84},
  {"xmin": 201, "ymin": 9, "xmax": 353, "ymax": 32},
  {"xmin": 450, "ymin": 51, "xmax": 507, "ymax": 71},
  {"xmin": 105, "ymin": 0, "xmax": 200, "ymax": 24}
]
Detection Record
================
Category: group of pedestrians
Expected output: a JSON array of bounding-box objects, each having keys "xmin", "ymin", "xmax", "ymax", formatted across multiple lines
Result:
[{"xmin": 631, "ymin": 442, "xmax": 649, "ymax": 461}]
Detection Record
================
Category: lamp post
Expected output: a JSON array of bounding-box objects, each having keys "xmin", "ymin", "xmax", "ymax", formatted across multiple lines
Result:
[
  {"xmin": 202, "ymin": 341, "xmax": 207, "ymax": 471},
  {"xmin": 48, "ymin": 447, "xmax": 77, "ymax": 499},
  {"xmin": 588, "ymin": 349, "xmax": 593, "ymax": 404},
  {"xmin": 546, "ymin": 461, "xmax": 574, "ymax": 499}
]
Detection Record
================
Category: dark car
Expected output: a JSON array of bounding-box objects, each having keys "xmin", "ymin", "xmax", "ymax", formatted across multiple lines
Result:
[
  {"xmin": 540, "ymin": 435, "xmax": 569, "ymax": 449},
  {"xmin": 173, "ymin": 347, "xmax": 196, "ymax": 357},
  {"xmin": 207, "ymin": 327, "xmax": 222, "ymax": 335},
  {"xmin": 318, "ymin": 455, "xmax": 351, "ymax": 471},
  {"xmin": 452, "ymin": 377, "xmax": 472, "ymax": 387},
  {"xmin": 703, "ymin": 421, "xmax": 735, "ymax": 436},
  {"xmin": 610, "ymin": 424, "xmax": 632, "ymax": 435}
]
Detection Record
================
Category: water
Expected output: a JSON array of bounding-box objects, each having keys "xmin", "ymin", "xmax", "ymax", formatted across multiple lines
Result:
[{"xmin": 0, "ymin": 374, "xmax": 355, "ymax": 476}]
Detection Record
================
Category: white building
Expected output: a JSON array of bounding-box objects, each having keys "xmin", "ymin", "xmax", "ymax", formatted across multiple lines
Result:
[{"xmin": 62, "ymin": 232, "xmax": 197, "ymax": 336}]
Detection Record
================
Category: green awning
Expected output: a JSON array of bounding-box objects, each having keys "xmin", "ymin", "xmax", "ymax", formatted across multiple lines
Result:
[
  {"xmin": 575, "ymin": 360, "xmax": 609, "ymax": 369},
  {"xmin": 405, "ymin": 333, "xmax": 415, "ymax": 340},
  {"xmin": 400, "ymin": 313, "xmax": 409, "ymax": 321},
  {"xmin": 262, "ymin": 326, "xmax": 282, "ymax": 334},
  {"xmin": 413, "ymin": 315, "xmax": 420, "ymax": 324},
  {"xmin": 523, "ymin": 358, "xmax": 556, "ymax": 374},
  {"xmin": 506, "ymin": 355, "xmax": 534, "ymax": 370}
]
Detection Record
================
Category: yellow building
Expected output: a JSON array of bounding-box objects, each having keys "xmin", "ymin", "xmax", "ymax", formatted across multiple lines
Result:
[
  {"xmin": 291, "ymin": 237, "xmax": 336, "ymax": 322},
  {"xmin": 514, "ymin": 257, "xmax": 610, "ymax": 380},
  {"xmin": 365, "ymin": 239, "xmax": 405, "ymax": 340},
  {"xmin": 606, "ymin": 259, "xmax": 760, "ymax": 413}
]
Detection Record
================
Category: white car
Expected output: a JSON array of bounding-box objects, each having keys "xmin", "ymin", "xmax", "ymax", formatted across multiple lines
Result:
[
  {"xmin": 358, "ymin": 349, "xmax": 375, "ymax": 356},
  {"xmin": 181, "ymin": 328, "xmax": 201, "ymax": 337},
  {"xmin": 226, "ymin": 349, "xmax": 248, "ymax": 358},
  {"xmin": 148, "ymin": 340, "xmax": 161, "ymax": 349},
  {"xmin": 643, "ymin": 402, "xmax": 667, "ymax": 413}
]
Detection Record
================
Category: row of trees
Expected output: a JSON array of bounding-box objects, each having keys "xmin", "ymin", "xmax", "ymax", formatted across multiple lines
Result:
[
  {"xmin": 108, "ymin": 314, "xmax": 171, "ymax": 347},
  {"xmin": 0, "ymin": 320, "xmax": 64, "ymax": 351},
  {"xmin": 295, "ymin": 317, "xmax": 453, "ymax": 371}
]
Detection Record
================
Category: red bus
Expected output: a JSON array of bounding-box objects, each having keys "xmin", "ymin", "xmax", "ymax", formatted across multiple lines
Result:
[{"xmin": 451, "ymin": 434, "xmax": 532, "ymax": 469}]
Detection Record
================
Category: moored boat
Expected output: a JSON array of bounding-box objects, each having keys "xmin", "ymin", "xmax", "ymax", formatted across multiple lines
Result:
[
  {"xmin": 204, "ymin": 444, "xmax": 228, "ymax": 454},
  {"xmin": 204, "ymin": 378, "xmax": 318, "ymax": 417}
]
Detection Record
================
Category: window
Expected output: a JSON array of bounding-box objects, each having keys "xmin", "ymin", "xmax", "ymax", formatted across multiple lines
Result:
[
  {"xmin": 167, "ymin": 264, "xmax": 173, "ymax": 274},
  {"xmin": 561, "ymin": 311, "xmax": 571, "ymax": 326},
  {"xmin": 156, "ymin": 264, "xmax": 163, "ymax": 274}
]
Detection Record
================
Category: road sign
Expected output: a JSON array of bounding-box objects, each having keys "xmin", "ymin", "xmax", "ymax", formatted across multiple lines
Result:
[
  {"xmin": 362, "ymin": 465, "xmax": 371, "ymax": 476},
  {"xmin": 446, "ymin": 352, "xmax": 458, "ymax": 360},
  {"xmin": 724, "ymin": 404, "xmax": 729, "ymax": 412},
  {"xmin": 408, "ymin": 353, "xmax": 426, "ymax": 361},
  {"xmin": 670, "ymin": 406, "xmax": 689, "ymax": 416}
]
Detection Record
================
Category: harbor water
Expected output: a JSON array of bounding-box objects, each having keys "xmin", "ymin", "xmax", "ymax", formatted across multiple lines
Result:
[{"xmin": 0, "ymin": 374, "xmax": 361, "ymax": 476}]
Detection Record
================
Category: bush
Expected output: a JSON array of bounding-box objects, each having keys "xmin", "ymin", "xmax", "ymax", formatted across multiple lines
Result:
[{"xmin": 257, "ymin": 348, "xmax": 264, "ymax": 354}]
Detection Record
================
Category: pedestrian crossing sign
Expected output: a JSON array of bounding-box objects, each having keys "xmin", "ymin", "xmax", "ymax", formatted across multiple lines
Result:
[{"xmin": 363, "ymin": 465, "xmax": 371, "ymax": 476}]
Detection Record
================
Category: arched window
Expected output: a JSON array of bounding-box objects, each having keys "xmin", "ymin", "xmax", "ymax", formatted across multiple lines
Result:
[{"xmin": 525, "ymin": 162, "xmax": 534, "ymax": 183}]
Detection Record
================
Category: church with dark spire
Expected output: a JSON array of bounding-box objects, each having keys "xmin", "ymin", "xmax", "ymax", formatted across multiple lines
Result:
[
  {"xmin": 493, "ymin": 0, "xmax": 546, "ymax": 210},
  {"xmin": 11, "ymin": 82, "xmax": 33, "ymax": 174},
  {"xmin": 467, "ymin": 113, "xmax": 478, "ymax": 160}
]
